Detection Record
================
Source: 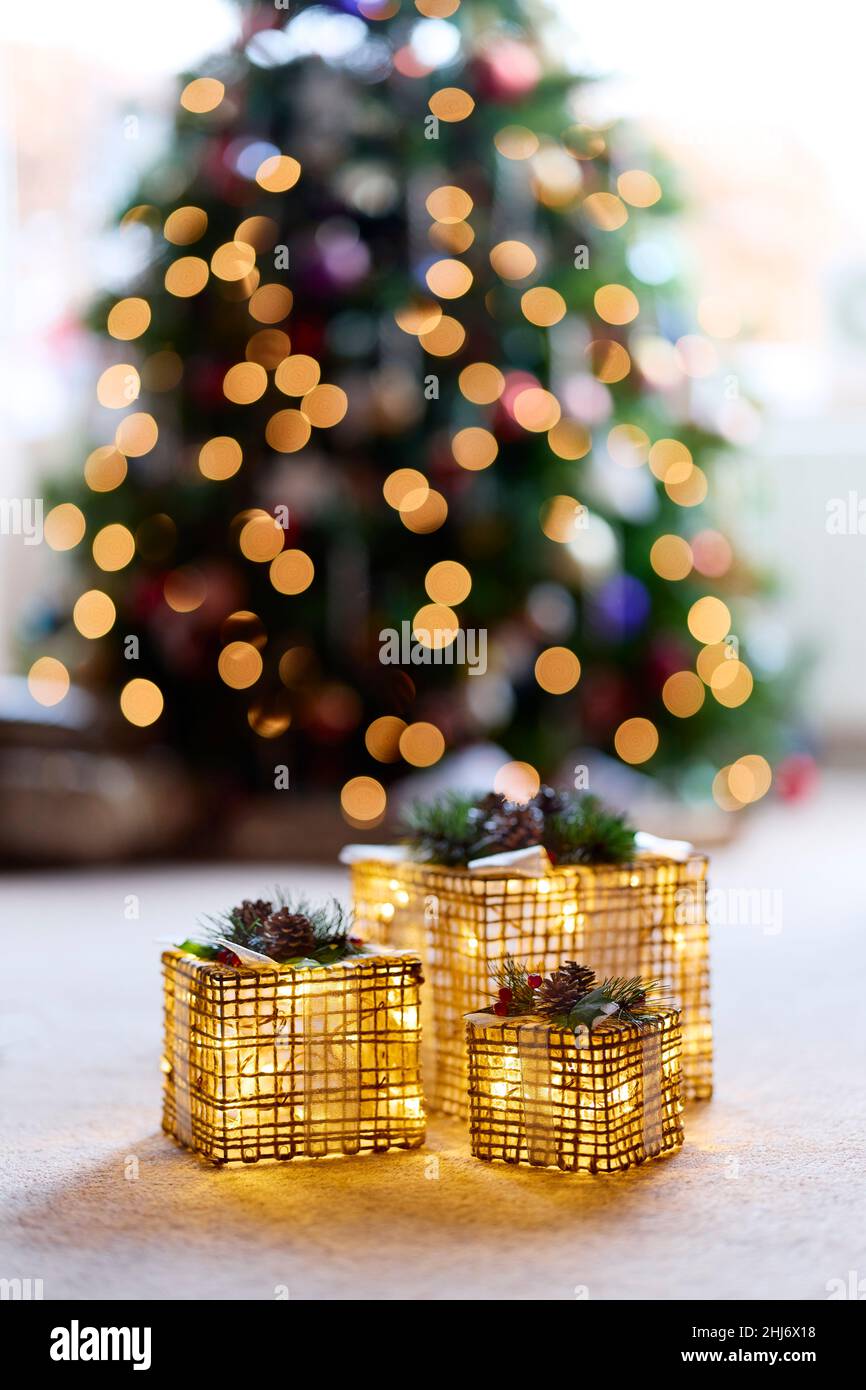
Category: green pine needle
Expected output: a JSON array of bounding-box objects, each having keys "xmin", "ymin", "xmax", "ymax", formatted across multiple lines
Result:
[
  {"xmin": 544, "ymin": 794, "xmax": 636, "ymax": 865},
  {"xmin": 401, "ymin": 791, "xmax": 487, "ymax": 866}
]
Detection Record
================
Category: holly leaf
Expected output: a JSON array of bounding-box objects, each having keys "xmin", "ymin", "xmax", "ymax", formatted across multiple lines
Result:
[
  {"xmin": 177, "ymin": 938, "xmax": 218, "ymax": 960},
  {"xmin": 567, "ymin": 989, "xmax": 620, "ymax": 1032}
]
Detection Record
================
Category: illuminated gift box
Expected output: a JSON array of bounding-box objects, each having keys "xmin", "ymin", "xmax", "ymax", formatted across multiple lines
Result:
[
  {"xmin": 161, "ymin": 948, "xmax": 425, "ymax": 1164},
  {"xmin": 350, "ymin": 853, "xmax": 710, "ymax": 1115},
  {"xmin": 465, "ymin": 1006, "xmax": 684, "ymax": 1173}
]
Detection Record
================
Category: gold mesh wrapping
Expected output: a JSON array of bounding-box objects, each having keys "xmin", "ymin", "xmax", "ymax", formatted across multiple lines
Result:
[
  {"xmin": 351, "ymin": 856, "xmax": 710, "ymax": 1115},
  {"xmin": 161, "ymin": 949, "xmax": 425, "ymax": 1165},
  {"xmin": 466, "ymin": 1007, "xmax": 684, "ymax": 1173}
]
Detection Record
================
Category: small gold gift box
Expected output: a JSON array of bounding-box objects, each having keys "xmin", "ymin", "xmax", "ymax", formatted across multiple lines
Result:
[
  {"xmin": 161, "ymin": 949, "xmax": 425, "ymax": 1165},
  {"xmin": 465, "ymin": 1007, "xmax": 684, "ymax": 1173},
  {"xmin": 351, "ymin": 855, "xmax": 710, "ymax": 1116}
]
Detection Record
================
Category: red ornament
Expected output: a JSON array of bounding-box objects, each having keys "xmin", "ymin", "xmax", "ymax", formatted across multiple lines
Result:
[
  {"xmin": 493, "ymin": 1001, "xmax": 509, "ymax": 1016},
  {"xmin": 498, "ymin": 987, "xmax": 513, "ymax": 1004},
  {"xmin": 528, "ymin": 974, "xmax": 542, "ymax": 989}
]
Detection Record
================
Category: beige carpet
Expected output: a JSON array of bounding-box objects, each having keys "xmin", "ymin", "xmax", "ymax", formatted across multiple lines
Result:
[{"xmin": 2, "ymin": 775, "xmax": 864, "ymax": 1300}]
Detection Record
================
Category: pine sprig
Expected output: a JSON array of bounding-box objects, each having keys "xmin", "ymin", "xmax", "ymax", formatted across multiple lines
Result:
[
  {"xmin": 483, "ymin": 957, "xmax": 665, "ymax": 1034},
  {"xmin": 489, "ymin": 954, "xmax": 540, "ymax": 1015},
  {"xmin": 180, "ymin": 891, "xmax": 357, "ymax": 966},
  {"xmin": 401, "ymin": 788, "xmax": 636, "ymax": 867},
  {"xmin": 544, "ymin": 794, "xmax": 636, "ymax": 865},
  {"xmin": 401, "ymin": 791, "xmax": 487, "ymax": 866}
]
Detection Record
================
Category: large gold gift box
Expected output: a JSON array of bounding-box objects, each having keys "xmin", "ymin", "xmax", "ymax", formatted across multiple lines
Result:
[
  {"xmin": 351, "ymin": 854, "xmax": 710, "ymax": 1116},
  {"xmin": 465, "ymin": 1006, "xmax": 684, "ymax": 1173},
  {"xmin": 161, "ymin": 948, "xmax": 425, "ymax": 1164}
]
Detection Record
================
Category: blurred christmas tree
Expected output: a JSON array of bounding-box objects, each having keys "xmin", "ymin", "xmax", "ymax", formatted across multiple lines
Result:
[{"xmin": 33, "ymin": 0, "xmax": 794, "ymax": 817}]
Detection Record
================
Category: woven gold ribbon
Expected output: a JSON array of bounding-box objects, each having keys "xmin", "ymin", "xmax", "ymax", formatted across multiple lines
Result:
[{"xmin": 273, "ymin": 963, "xmax": 363, "ymax": 1154}]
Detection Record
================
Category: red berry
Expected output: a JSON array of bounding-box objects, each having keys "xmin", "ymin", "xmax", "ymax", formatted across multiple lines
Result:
[
  {"xmin": 493, "ymin": 1001, "xmax": 509, "ymax": 1016},
  {"xmin": 349, "ymin": 935, "xmax": 364, "ymax": 946},
  {"xmin": 498, "ymin": 987, "xmax": 513, "ymax": 1003},
  {"xmin": 528, "ymin": 974, "xmax": 542, "ymax": 989}
]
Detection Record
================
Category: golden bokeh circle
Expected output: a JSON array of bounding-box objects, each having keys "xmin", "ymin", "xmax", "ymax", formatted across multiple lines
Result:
[
  {"xmin": 426, "ymin": 185, "xmax": 473, "ymax": 223},
  {"xmin": 28, "ymin": 657, "xmax": 70, "ymax": 707},
  {"xmin": 164, "ymin": 206, "xmax": 208, "ymax": 245},
  {"xmin": 649, "ymin": 438, "xmax": 693, "ymax": 483},
  {"xmin": 73, "ymin": 589, "xmax": 116, "ymax": 639},
  {"xmin": 210, "ymin": 240, "xmax": 257, "ymax": 282},
  {"xmin": 180, "ymin": 77, "xmax": 224, "ymax": 114},
  {"xmin": 164, "ymin": 257, "xmax": 209, "ymax": 297},
  {"xmin": 275, "ymin": 354, "xmax": 321, "ymax": 396},
  {"xmin": 223, "ymin": 361, "xmax": 267, "ymax": 404},
  {"xmin": 199, "ymin": 436, "xmax": 242, "ymax": 480},
  {"xmin": 521, "ymin": 286, "xmax": 566, "ymax": 327},
  {"xmin": 301, "ymin": 383, "xmax": 348, "ymax": 427},
  {"xmin": 120, "ymin": 679, "xmax": 164, "ymax": 727},
  {"xmin": 44, "ymin": 503, "xmax": 86, "ymax": 551},
  {"xmin": 650, "ymin": 534, "xmax": 693, "ymax": 581},
  {"xmin": 607, "ymin": 423, "xmax": 649, "ymax": 467},
  {"xmin": 399, "ymin": 722, "xmax": 446, "ymax": 767},
  {"xmin": 452, "ymin": 426, "xmax": 498, "ymax": 471},
  {"xmin": 426, "ymin": 258, "xmax": 473, "ymax": 299},
  {"xmin": 218, "ymin": 641, "xmax": 263, "ymax": 689},
  {"xmin": 239, "ymin": 514, "xmax": 284, "ymax": 563},
  {"xmin": 494, "ymin": 761, "xmax": 540, "ymax": 804},
  {"xmin": 395, "ymin": 300, "xmax": 443, "ymax": 336},
  {"xmin": 548, "ymin": 419, "xmax": 591, "ymax": 460},
  {"xmin": 415, "ymin": 0, "xmax": 460, "ymax": 15},
  {"xmin": 164, "ymin": 567, "xmax": 207, "ymax": 613},
  {"xmin": 710, "ymin": 660, "xmax": 754, "ymax": 708},
  {"xmin": 341, "ymin": 775, "xmax": 387, "ymax": 823},
  {"xmin": 107, "ymin": 298, "xmax": 151, "ymax": 340},
  {"xmin": 246, "ymin": 329, "xmax": 291, "ymax": 369},
  {"xmin": 365, "ymin": 715, "xmax": 406, "ymax": 763},
  {"xmin": 401, "ymin": 489, "xmax": 448, "ymax": 533},
  {"xmin": 582, "ymin": 192, "xmax": 628, "ymax": 230},
  {"xmin": 115, "ymin": 412, "xmax": 158, "ymax": 457},
  {"xmin": 688, "ymin": 596, "xmax": 731, "ymax": 645},
  {"xmin": 249, "ymin": 284, "xmax": 293, "ymax": 323},
  {"xmin": 587, "ymin": 340, "xmax": 631, "ymax": 383},
  {"xmin": 413, "ymin": 603, "xmax": 459, "ymax": 649},
  {"xmin": 256, "ymin": 154, "xmax": 301, "ymax": 193},
  {"xmin": 459, "ymin": 362, "xmax": 504, "ymax": 404},
  {"xmin": 662, "ymin": 671, "xmax": 705, "ymax": 718},
  {"xmin": 84, "ymin": 445, "xmax": 127, "ymax": 493},
  {"xmin": 666, "ymin": 466, "xmax": 708, "ymax": 507},
  {"xmin": 540, "ymin": 494, "xmax": 583, "ymax": 543},
  {"xmin": 617, "ymin": 170, "xmax": 662, "ymax": 207},
  {"xmin": 265, "ymin": 409, "xmax": 311, "ymax": 453},
  {"xmin": 384, "ymin": 469, "xmax": 429, "ymax": 511},
  {"xmin": 429, "ymin": 87, "xmax": 475, "ymax": 122},
  {"xmin": 425, "ymin": 560, "xmax": 472, "ymax": 605},
  {"xmin": 490, "ymin": 240, "xmax": 537, "ymax": 281},
  {"xmin": 235, "ymin": 215, "xmax": 278, "ymax": 252},
  {"xmin": 535, "ymin": 646, "xmax": 581, "ymax": 694},
  {"xmin": 696, "ymin": 642, "xmax": 730, "ymax": 686},
  {"xmin": 513, "ymin": 386, "xmax": 561, "ymax": 432},
  {"xmin": 494, "ymin": 125, "xmax": 539, "ymax": 160},
  {"xmin": 92, "ymin": 523, "xmax": 135, "ymax": 572},
  {"xmin": 97, "ymin": 364, "xmax": 140, "ymax": 409},
  {"xmin": 270, "ymin": 549, "xmax": 315, "ymax": 595},
  {"xmin": 594, "ymin": 284, "xmax": 640, "ymax": 326},
  {"xmin": 712, "ymin": 765, "xmax": 744, "ymax": 812},
  {"xmin": 614, "ymin": 717, "xmax": 659, "ymax": 765},
  {"xmin": 729, "ymin": 754, "xmax": 772, "ymax": 803},
  {"xmin": 419, "ymin": 315, "xmax": 465, "ymax": 355},
  {"xmin": 429, "ymin": 221, "xmax": 474, "ymax": 253}
]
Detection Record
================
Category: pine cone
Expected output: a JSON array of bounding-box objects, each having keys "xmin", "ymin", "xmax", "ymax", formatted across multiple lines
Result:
[
  {"xmin": 532, "ymin": 785, "xmax": 567, "ymax": 819},
  {"xmin": 474, "ymin": 799, "xmax": 544, "ymax": 854},
  {"xmin": 257, "ymin": 909, "xmax": 317, "ymax": 961},
  {"xmin": 233, "ymin": 898, "xmax": 273, "ymax": 931},
  {"xmin": 535, "ymin": 962, "xmax": 597, "ymax": 1016}
]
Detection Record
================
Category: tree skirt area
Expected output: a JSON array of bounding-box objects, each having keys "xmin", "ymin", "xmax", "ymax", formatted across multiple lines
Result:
[{"xmin": 2, "ymin": 775, "xmax": 864, "ymax": 1302}]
